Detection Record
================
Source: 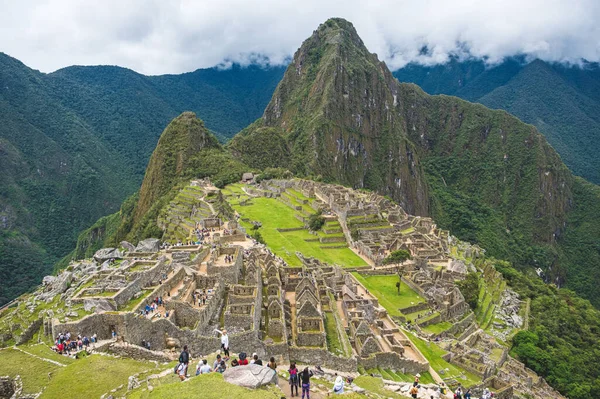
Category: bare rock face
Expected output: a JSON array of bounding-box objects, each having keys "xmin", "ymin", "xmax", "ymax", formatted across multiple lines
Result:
[
  {"xmin": 135, "ymin": 238, "xmax": 160, "ymax": 253},
  {"xmin": 93, "ymin": 248, "xmax": 123, "ymax": 262},
  {"xmin": 38, "ymin": 271, "xmax": 73, "ymax": 301},
  {"xmin": 83, "ymin": 298, "xmax": 116, "ymax": 313},
  {"xmin": 223, "ymin": 364, "xmax": 278, "ymax": 389}
]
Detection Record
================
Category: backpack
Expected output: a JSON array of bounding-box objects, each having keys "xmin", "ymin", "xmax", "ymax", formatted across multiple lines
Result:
[
  {"xmin": 239, "ymin": 352, "xmax": 247, "ymax": 360},
  {"xmin": 410, "ymin": 387, "xmax": 418, "ymax": 394}
]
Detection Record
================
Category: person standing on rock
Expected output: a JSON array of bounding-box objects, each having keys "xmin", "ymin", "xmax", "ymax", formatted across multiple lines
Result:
[
  {"xmin": 214, "ymin": 329, "xmax": 230, "ymax": 359},
  {"xmin": 300, "ymin": 367, "xmax": 313, "ymax": 399},
  {"xmin": 178, "ymin": 345, "xmax": 190, "ymax": 381}
]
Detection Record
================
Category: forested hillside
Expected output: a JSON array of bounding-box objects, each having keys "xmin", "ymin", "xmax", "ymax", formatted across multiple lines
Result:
[
  {"xmin": 0, "ymin": 53, "xmax": 283, "ymax": 304},
  {"xmin": 393, "ymin": 57, "xmax": 600, "ymax": 185}
]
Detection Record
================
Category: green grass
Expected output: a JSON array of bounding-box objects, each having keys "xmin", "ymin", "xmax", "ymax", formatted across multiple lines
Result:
[
  {"xmin": 0, "ymin": 348, "xmax": 62, "ymax": 395},
  {"xmin": 422, "ymin": 321, "xmax": 453, "ymax": 335},
  {"xmin": 353, "ymin": 376, "xmax": 406, "ymax": 399},
  {"xmin": 127, "ymin": 372, "xmax": 282, "ymax": 399},
  {"xmin": 230, "ymin": 195, "xmax": 366, "ymax": 267},
  {"xmin": 404, "ymin": 332, "xmax": 481, "ymax": 387},
  {"xmin": 324, "ymin": 312, "xmax": 347, "ymax": 356},
  {"xmin": 351, "ymin": 274, "xmax": 425, "ymax": 317},
  {"xmin": 120, "ymin": 289, "xmax": 154, "ymax": 312},
  {"xmin": 20, "ymin": 344, "xmax": 76, "ymax": 366},
  {"xmin": 41, "ymin": 354, "xmax": 157, "ymax": 399}
]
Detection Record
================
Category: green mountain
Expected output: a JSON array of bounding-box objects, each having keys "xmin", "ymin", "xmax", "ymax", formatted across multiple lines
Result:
[
  {"xmin": 231, "ymin": 18, "xmax": 600, "ymax": 307},
  {"xmin": 109, "ymin": 112, "xmax": 248, "ymax": 245},
  {"xmin": 0, "ymin": 53, "xmax": 283, "ymax": 304},
  {"xmin": 393, "ymin": 57, "xmax": 600, "ymax": 185}
]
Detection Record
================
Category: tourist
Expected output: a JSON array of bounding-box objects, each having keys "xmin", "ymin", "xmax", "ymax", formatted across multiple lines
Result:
[
  {"xmin": 92, "ymin": 333, "xmax": 97, "ymax": 344},
  {"xmin": 197, "ymin": 359, "xmax": 211, "ymax": 375},
  {"xmin": 238, "ymin": 352, "xmax": 249, "ymax": 365},
  {"xmin": 414, "ymin": 373, "xmax": 420, "ymax": 384},
  {"xmin": 289, "ymin": 362, "xmax": 299, "ymax": 397},
  {"xmin": 178, "ymin": 345, "xmax": 190, "ymax": 381},
  {"xmin": 410, "ymin": 384, "xmax": 419, "ymax": 398},
  {"xmin": 214, "ymin": 328, "xmax": 230, "ymax": 358},
  {"xmin": 464, "ymin": 388, "xmax": 472, "ymax": 399},
  {"xmin": 216, "ymin": 360, "xmax": 227, "ymax": 373},
  {"xmin": 333, "ymin": 373, "xmax": 345, "ymax": 394},
  {"xmin": 267, "ymin": 357, "xmax": 277, "ymax": 370},
  {"xmin": 112, "ymin": 330, "xmax": 117, "ymax": 340},
  {"xmin": 83, "ymin": 336, "xmax": 89, "ymax": 348},
  {"xmin": 300, "ymin": 367, "xmax": 313, "ymax": 399},
  {"xmin": 252, "ymin": 354, "xmax": 263, "ymax": 365},
  {"xmin": 213, "ymin": 354, "xmax": 222, "ymax": 370},
  {"xmin": 455, "ymin": 386, "xmax": 463, "ymax": 399},
  {"xmin": 481, "ymin": 388, "xmax": 492, "ymax": 399},
  {"xmin": 250, "ymin": 352, "xmax": 257, "ymax": 364}
]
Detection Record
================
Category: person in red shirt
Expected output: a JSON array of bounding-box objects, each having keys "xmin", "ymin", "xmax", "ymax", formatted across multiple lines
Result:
[{"xmin": 238, "ymin": 352, "xmax": 249, "ymax": 365}]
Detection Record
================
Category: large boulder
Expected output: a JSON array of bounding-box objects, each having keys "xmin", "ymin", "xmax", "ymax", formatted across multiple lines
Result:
[
  {"xmin": 83, "ymin": 298, "xmax": 116, "ymax": 313},
  {"xmin": 120, "ymin": 241, "xmax": 136, "ymax": 253},
  {"xmin": 39, "ymin": 271, "xmax": 73, "ymax": 301},
  {"xmin": 223, "ymin": 364, "xmax": 278, "ymax": 389},
  {"xmin": 135, "ymin": 238, "xmax": 160, "ymax": 253},
  {"xmin": 93, "ymin": 248, "xmax": 123, "ymax": 262}
]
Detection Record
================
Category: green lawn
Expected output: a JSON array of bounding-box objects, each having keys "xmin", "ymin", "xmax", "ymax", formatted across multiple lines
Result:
[
  {"xmin": 351, "ymin": 274, "xmax": 425, "ymax": 317},
  {"xmin": 41, "ymin": 354, "xmax": 158, "ymax": 399},
  {"xmin": 230, "ymin": 195, "xmax": 366, "ymax": 267},
  {"xmin": 422, "ymin": 321, "xmax": 453, "ymax": 335},
  {"xmin": 127, "ymin": 372, "xmax": 282, "ymax": 399},
  {"xmin": 404, "ymin": 333, "xmax": 481, "ymax": 387},
  {"xmin": 120, "ymin": 289, "xmax": 154, "ymax": 312},
  {"xmin": 0, "ymin": 348, "xmax": 62, "ymax": 395}
]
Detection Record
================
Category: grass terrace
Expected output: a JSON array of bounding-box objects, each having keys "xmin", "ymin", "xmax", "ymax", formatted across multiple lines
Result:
[
  {"xmin": 404, "ymin": 332, "xmax": 481, "ymax": 387},
  {"xmin": 351, "ymin": 273, "xmax": 425, "ymax": 317},
  {"xmin": 230, "ymin": 195, "xmax": 366, "ymax": 268},
  {"xmin": 127, "ymin": 370, "xmax": 282, "ymax": 399}
]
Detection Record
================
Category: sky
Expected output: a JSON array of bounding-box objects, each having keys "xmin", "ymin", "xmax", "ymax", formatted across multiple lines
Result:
[{"xmin": 1, "ymin": 0, "xmax": 599, "ymax": 75}]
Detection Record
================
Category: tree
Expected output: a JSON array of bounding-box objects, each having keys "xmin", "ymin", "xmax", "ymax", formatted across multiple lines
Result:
[
  {"xmin": 382, "ymin": 249, "xmax": 411, "ymax": 269},
  {"xmin": 456, "ymin": 272, "xmax": 480, "ymax": 310},
  {"xmin": 308, "ymin": 210, "xmax": 325, "ymax": 231}
]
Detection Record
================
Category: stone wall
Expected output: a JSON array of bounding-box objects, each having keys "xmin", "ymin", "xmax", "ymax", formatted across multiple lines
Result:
[
  {"xmin": 288, "ymin": 347, "xmax": 357, "ymax": 372},
  {"xmin": 52, "ymin": 312, "xmax": 126, "ymax": 341},
  {"xmin": 16, "ymin": 319, "xmax": 42, "ymax": 345},
  {"xmin": 358, "ymin": 352, "xmax": 428, "ymax": 374},
  {"xmin": 224, "ymin": 311, "xmax": 254, "ymax": 331},
  {"xmin": 168, "ymin": 301, "xmax": 201, "ymax": 329},
  {"xmin": 99, "ymin": 342, "xmax": 173, "ymax": 362},
  {"xmin": 398, "ymin": 302, "xmax": 429, "ymax": 315}
]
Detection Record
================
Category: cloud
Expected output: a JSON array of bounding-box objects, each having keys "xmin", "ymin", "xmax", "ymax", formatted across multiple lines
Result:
[{"xmin": 1, "ymin": 0, "xmax": 599, "ymax": 74}]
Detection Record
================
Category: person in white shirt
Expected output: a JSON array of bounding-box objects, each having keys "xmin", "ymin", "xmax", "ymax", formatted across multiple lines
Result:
[
  {"xmin": 214, "ymin": 329, "xmax": 230, "ymax": 358},
  {"xmin": 197, "ymin": 359, "xmax": 212, "ymax": 375}
]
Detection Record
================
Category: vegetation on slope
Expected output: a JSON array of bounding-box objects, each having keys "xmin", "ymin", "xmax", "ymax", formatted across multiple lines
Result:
[
  {"xmin": 495, "ymin": 260, "xmax": 600, "ymax": 399},
  {"xmin": 393, "ymin": 57, "xmax": 600, "ymax": 186}
]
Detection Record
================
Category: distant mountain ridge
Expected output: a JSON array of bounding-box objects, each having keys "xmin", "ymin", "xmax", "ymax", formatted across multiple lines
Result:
[
  {"xmin": 0, "ymin": 53, "xmax": 284, "ymax": 304},
  {"xmin": 393, "ymin": 57, "xmax": 600, "ymax": 184}
]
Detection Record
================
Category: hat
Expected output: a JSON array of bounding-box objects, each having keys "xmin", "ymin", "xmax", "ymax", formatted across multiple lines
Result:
[
  {"xmin": 252, "ymin": 352, "xmax": 257, "ymax": 358},
  {"xmin": 415, "ymin": 373, "xmax": 421, "ymax": 378}
]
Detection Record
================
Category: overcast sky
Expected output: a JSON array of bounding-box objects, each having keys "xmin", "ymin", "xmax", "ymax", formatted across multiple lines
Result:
[{"xmin": 1, "ymin": 0, "xmax": 599, "ymax": 75}]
